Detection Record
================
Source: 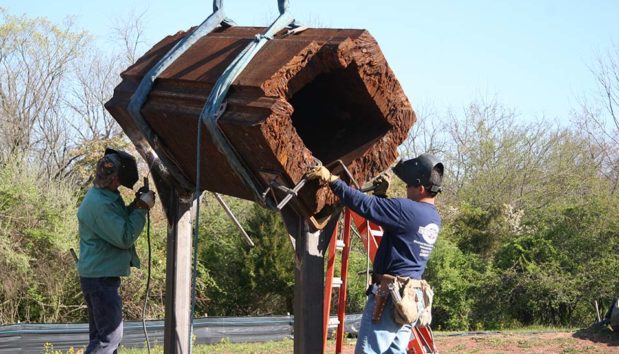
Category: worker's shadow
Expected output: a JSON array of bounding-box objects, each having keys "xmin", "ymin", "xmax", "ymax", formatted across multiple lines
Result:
[{"xmin": 572, "ymin": 324, "xmax": 619, "ymax": 347}]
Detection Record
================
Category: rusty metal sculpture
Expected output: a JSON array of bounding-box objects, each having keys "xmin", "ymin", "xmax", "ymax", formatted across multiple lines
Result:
[{"xmin": 105, "ymin": 26, "xmax": 415, "ymax": 222}]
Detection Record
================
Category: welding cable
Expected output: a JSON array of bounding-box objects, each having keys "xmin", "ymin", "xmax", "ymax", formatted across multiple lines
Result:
[
  {"xmin": 189, "ymin": 107, "xmax": 204, "ymax": 354},
  {"xmin": 141, "ymin": 209, "xmax": 152, "ymax": 354},
  {"xmin": 186, "ymin": 1, "xmax": 237, "ymax": 352}
]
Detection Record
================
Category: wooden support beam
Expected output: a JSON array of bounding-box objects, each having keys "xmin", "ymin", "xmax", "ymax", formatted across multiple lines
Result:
[
  {"xmin": 281, "ymin": 207, "xmax": 324, "ymax": 354},
  {"xmin": 163, "ymin": 187, "xmax": 194, "ymax": 354}
]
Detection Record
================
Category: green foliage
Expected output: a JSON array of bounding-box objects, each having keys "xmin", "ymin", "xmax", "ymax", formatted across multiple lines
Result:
[
  {"xmin": 501, "ymin": 267, "xmax": 581, "ymax": 326},
  {"xmin": 242, "ymin": 205, "xmax": 295, "ymax": 313},
  {"xmin": 68, "ymin": 137, "xmax": 132, "ymax": 197},
  {"xmin": 200, "ymin": 199, "xmax": 294, "ymax": 316},
  {"xmin": 433, "ymin": 189, "xmax": 619, "ymax": 330},
  {"xmin": 414, "ymin": 99, "xmax": 619, "ymax": 331},
  {"xmin": 424, "ymin": 235, "xmax": 477, "ymax": 330},
  {"xmin": 495, "ymin": 235, "xmax": 562, "ymax": 273},
  {"xmin": 344, "ymin": 237, "xmax": 374, "ymax": 314},
  {"xmin": 449, "ymin": 202, "xmax": 513, "ymax": 259},
  {"xmin": 42, "ymin": 342, "xmax": 80, "ymax": 354},
  {"xmin": 0, "ymin": 158, "xmax": 81, "ymax": 323}
]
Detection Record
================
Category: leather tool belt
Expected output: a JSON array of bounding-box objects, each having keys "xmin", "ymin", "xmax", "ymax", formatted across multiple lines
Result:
[
  {"xmin": 371, "ymin": 274, "xmax": 396, "ymax": 321},
  {"xmin": 370, "ymin": 273, "xmax": 433, "ymax": 325}
]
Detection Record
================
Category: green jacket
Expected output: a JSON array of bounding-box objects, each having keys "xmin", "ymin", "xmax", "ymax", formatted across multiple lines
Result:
[{"xmin": 77, "ymin": 187, "xmax": 146, "ymax": 277}]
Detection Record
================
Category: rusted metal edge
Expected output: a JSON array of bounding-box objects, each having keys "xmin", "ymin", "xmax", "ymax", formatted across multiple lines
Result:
[{"xmin": 123, "ymin": 8, "xmax": 232, "ymax": 193}]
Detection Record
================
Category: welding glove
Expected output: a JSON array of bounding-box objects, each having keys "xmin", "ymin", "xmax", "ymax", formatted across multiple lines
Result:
[
  {"xmin": 135, "ymin": 190, "xmax": 156, "ymax": 210},
  {"xmin": 135, "ymin": 185, "xmax": 149, "ymax": 199},
  {"xmin": 372, "ymin": 172, "xmax": 391, "ymax": 198},
  {"xmin": 307, "ymin": 166, "xmax": 339, "ymax": 184}
]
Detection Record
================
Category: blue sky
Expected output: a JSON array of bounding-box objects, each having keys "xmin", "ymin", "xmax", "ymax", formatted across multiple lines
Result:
[{"xmin": 4, "ymin": 0, "xmax": 619, "ymax": 123}]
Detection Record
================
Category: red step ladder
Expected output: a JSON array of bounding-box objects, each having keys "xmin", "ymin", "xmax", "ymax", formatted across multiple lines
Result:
[{"xmin": 323, "ymin": 208, "xmax": 438, "ymax": 354}]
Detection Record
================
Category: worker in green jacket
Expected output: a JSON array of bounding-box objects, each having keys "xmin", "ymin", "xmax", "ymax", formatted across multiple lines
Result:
[{"xmin": 77, "ymin": 148, "xmax": 155, "ymax": 354}]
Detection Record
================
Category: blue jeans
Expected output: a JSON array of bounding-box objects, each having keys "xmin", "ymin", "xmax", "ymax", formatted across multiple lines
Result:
[
  {"xmin": 355, "ymin": 289, "xmax": 425, "ymax": 354},
  {"xmin": 80, "ymin": 277, "xmax": 123, "ymax": 354}
]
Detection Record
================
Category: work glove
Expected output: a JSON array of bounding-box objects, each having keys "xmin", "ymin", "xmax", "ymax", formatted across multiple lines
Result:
[
  {"xmin": 306, "ymin": 166, "xmax": 339, "ymax": 185},
  {"xmin": 135, "ymin": 190, "xmax": 156, "ymax": 210},
  {"xmin": 372, "ymin": 172, "xmax": 391, "ymax": 198},
  {"xmin": 135, "ymin": 185, "xmax": 149, "ymax": 199}
]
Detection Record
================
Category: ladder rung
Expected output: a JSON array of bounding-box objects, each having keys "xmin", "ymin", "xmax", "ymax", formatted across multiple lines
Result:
[
  {"xmin": 370, "ymin": 228, "xmax": 383, "ymax": 237},
  {"xmin": 328, "ymin": 316, "xmax": 340, "ymax": 327},
  {"xmin": 335, "ymin": 239, "xmax": 345, "ymax": 250},
  {"xmin": 332, "ymin": 277, "xmax": 342, "ymax": 288}
]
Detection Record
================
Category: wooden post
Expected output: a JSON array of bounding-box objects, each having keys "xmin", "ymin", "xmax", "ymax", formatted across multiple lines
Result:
[
  {"xmin": 163, "ymin": 187, "xmax": 194, "ymax": 354},
  {"xmin": 281, "ymin": 208, "xmax": 324, "ymax": 354}
]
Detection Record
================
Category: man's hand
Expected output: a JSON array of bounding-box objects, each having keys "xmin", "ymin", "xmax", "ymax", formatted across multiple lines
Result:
[
  {"xmin": 306, "ymin": 166, "xmax": 339, "ymax": 184},
  {"xmin": 135, "ymin": 185, "xmax": 149, "ymax": 199},
  {"xmin": 136, "ymin": 191, "xmax": 156, "ymax": 210},
  {"xmin": 372, "ymin": 172, "xmax": 391, "ymax": 197}
]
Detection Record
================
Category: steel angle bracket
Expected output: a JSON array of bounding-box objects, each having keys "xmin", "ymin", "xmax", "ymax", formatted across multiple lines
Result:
[{"xmin": 258, "ymin": 169, "xmax": 307, "ymax": 211}]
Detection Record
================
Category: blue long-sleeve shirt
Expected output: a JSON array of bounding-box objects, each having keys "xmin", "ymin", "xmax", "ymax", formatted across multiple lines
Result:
[{"xmin": 330, "ymin": 179, "xmax": 441, "ymax": 279}]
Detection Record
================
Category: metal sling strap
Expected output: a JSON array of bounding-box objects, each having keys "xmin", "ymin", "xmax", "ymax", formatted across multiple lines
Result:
[
  {"xmin": 126, "ymin": 0, "xmax": 234, "ymax": 191},
  {"xmin": 199, "ymin": 0, "xmax": 299, "ymax": 209}
]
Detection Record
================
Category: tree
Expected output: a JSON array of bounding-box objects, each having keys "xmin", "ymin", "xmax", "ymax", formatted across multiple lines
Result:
[
  {"xmin": 577, "ymin": 45, "xmax": 619, "ymax": 193},
  {"xmin": 433, "ymin": 98, "xmax": 608, "ymax": 212},
  {"xmin": 448, "ymin": 203, "xmax": 513, "ymax": 260},
  {"xmin": 242, "ymin": 205, "xmax": 295, "ymax": 314},
  {"xmin": 200, "ymin": 200, "xmax": 295, "ymax": 316},
  {"xmin": 0, "ymin": 9, "xmax": 88, "ymax": 173},
  {"xmin": 423, "ymin": 235, "xmax": 478, "ymax": 330},
  {"xmin": 0, "ymin": 159, "xmax": 81, "ymax": 323},
  {"xmin": 109, "ymin": 9, "xmax": 147, "ymax": 66},
  {"xmin": 398, "ymin": 102, "xmax": 449, "ymax": 159},
  {"xmin": 443, "ymin": 99, "xmax": 550, "ymax": 207},
  {"xmin": 62, "ymin": 10, "xmax": 148, "ymax": 183},
  {"xmin": 0, "ymin": 8, "xmax": 167, "ymax": 324},
  {"xmin": 65, "ymin": 49, "xmax": 124, "ymax": 143}
]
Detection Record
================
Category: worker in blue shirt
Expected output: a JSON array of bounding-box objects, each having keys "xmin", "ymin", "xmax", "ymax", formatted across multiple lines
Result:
[
  {"xmin": 308, "ymin": 153, "xmax": 443, "ymax": 354},
  {"xmin": 77, "ymin": 148, "xmax": 155, "ymax": 354}
]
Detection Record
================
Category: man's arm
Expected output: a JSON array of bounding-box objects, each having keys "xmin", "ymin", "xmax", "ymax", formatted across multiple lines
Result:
[
  {"xmin": 94, "ymin": 201, "xmax": 147, "ymax": 249},
  {"xmin": 330, "ymin": 179, "xmax": 403, "ymax": 230}
]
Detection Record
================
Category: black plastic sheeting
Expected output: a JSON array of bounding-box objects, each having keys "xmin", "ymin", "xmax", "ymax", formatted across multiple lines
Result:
[{"xmin": 0, "ymin": 314, "xmax": 361, "ymax": 353}]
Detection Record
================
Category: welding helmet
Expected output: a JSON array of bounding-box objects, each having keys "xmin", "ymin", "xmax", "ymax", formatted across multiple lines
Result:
[
  {"xmin": 392, "ymin": 153, "xmax": 443, "ymax": 193},
  {"xmin": 104, "ymin": 148, "xmax": 139, "ymax": 188}
]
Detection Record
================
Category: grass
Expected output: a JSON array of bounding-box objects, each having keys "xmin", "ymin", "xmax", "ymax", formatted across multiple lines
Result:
[
  {"xmin": 44, "ymin": 339, "xmax": 305, "ymax": 354},
  {"xmin": 433, "ymin": 325, "xmax": 580, "ymax": 336},
  {"xmin": 122, "ymin": 338, "xmax": 361, "ymax": 354},
  {"xmin": 121, "ymin": 339, "xmax": 296, "ymax": 354},
  {"xmin": 42, "ymin": 326, "xmax": 618, "ymax": 354},
  {"xmin": 44, "ymin": 338, "xmax": 362, "ymax": 354}
]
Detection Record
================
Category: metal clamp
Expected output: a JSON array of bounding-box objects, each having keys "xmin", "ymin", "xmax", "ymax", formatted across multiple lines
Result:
[
  {"xmin": 274, "ymin": 177, "xmax": 307, "ymax": 210},
  {"xmin": 326, "ymin": 159, "xmax": 360, "ymax": 189}
]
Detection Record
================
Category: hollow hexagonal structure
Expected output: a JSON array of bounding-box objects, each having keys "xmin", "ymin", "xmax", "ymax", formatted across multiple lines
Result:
[{"xmin": 105, "ymin": 26, "xmax": 415, "ymax": 219}]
